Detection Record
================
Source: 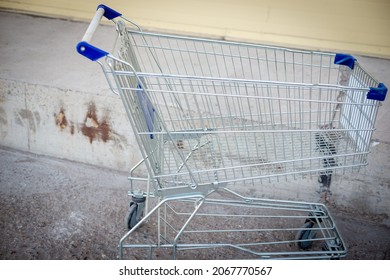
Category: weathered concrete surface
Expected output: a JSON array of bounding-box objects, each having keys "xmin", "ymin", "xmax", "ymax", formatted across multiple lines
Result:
[
  {"xmin": 1, "ymin": 147, "xmax": 389, "ymax": 259},
  {"xmin": 0, "ymin": 79, "xmax": 140, "ymax": 171},
  {"xmin": 0, "ymin": 12, "xmax": 141, "ymax": 171},
  {"xmin": 0, "ymin": 11, "xmax": 390, "ymax": 225}
]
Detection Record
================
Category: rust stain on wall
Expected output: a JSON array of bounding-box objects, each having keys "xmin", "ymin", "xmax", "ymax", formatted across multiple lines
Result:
[
  {"xmin": 54, "ymin": 103, "xmax": 115, "ymax": 144},
  {"xmin": 54, "ymin": 108, "xmax": 68, "ymax": 130},
  {"xmin": 81, "ymin": 102, "xmax": 111, "ymax": 143}
]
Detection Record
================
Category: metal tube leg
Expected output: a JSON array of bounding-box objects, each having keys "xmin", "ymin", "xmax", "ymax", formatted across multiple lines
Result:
[{"xmin": 172, "ymin": 197, "xmax": 206, "ymax": 259}]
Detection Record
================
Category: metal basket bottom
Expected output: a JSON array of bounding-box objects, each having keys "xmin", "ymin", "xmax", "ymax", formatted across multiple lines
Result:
[{"xmin": 119, "ymin": 188, "xmax": 346, "ymax": 260}]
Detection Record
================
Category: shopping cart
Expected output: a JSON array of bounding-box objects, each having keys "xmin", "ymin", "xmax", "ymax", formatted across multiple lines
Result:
[{"xmin": 77, "ymin": 5, "xmax": 387, "ymax": 259}]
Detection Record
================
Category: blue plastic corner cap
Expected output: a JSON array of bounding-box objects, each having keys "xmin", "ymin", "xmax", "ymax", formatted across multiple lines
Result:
[
  {"xmin": 334, "ymin": 53, "xmax": 356, "ymax": 69},
  {"xmin": 367, "ymin": 83, "xmax": 387, "ymax": 101},
  {"xmin": 97, "ymin": 4, "xmax": 122, "ymax": 20},
  {"xmin": 76, "ymin": 41, "xmax": 108, "ymax": 61}
]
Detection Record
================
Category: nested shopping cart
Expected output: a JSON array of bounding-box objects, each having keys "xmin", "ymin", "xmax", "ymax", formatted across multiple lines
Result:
[{"xmin": 77, "ymin": 5, "xmax": 387, "ymax": 259}]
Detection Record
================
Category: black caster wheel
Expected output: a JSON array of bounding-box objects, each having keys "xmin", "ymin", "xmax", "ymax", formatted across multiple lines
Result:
[
  {"xmin": 297, "ymin": 222, "xmax": 317, "ymax": 250},
  {"xmin": 125, "ymin": 201, "xmax": 145, "ymax": 230}
]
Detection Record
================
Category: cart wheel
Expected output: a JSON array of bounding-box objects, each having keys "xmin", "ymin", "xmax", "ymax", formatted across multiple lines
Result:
[
  {"xmin": 125, "ymin": 202, "xmax": 142, "ymax": 230},
  {"xmin": 297, "ymin": 222, "xmax": 317, "ymax": 250}
]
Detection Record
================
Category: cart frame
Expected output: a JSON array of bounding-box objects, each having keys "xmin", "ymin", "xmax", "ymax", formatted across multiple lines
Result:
[{"xmin": 77, "ymin": 5, "xmax": 387, "ymax": 260}]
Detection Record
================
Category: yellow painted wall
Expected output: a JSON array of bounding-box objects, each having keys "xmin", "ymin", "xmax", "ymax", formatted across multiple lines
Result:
[{"xmin": 1, "ymin": 0, "xmax": 389, "ymax": 58}]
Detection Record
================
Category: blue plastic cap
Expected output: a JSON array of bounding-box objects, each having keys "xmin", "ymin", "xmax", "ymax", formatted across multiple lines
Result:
[
  {"xmin": 97, "ymin": 4, "xmax": 122, "ymax": 20},
  {"xmin": 334, "ymin": 53, "xmax": 356, "ymax": 69},
  {"xmin": 367, "ymin": 83, "xmax": 387, "ymax": 101},
  {"xmin": 76, "ymin": 41, "xmax": 108, "ymax": 61}
]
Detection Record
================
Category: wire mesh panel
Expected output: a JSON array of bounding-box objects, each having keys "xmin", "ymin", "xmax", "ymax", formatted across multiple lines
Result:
[{"xmin": 109, "ymin": 26, "xmax": 382, "ymax": 193}]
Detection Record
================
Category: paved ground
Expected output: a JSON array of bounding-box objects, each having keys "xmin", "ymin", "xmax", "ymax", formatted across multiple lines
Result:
[{"xmin": 0, "ymin": 147, "xmax": 389, "ymax": 260}]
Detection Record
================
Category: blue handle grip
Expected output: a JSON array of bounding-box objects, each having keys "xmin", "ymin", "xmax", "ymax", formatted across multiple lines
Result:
[{"xmin": 77, "ymin": 5, "xmax": 121, "ymax": 61}]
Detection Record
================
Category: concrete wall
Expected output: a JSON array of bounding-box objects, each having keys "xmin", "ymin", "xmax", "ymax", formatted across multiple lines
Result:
[
  {"xmin": 0, "ymin": 12, "xmax": 141, "ymax": 172},
  {"xmin": 0, "ymin": 79, "xmax": 140, "ymax": 171},
  {"xmin": 0, "ymin": 11, "xmax": 389, "ymax": 225},
  {"xmin": 0, "ymin": 0, "xmax": 389, "ymax": 58}
]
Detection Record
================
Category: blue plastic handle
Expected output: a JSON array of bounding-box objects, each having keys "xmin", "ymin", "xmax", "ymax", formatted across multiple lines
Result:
[{"xmin": 77, "ymin": 5, "xmax": 121, "ymax": 61}]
